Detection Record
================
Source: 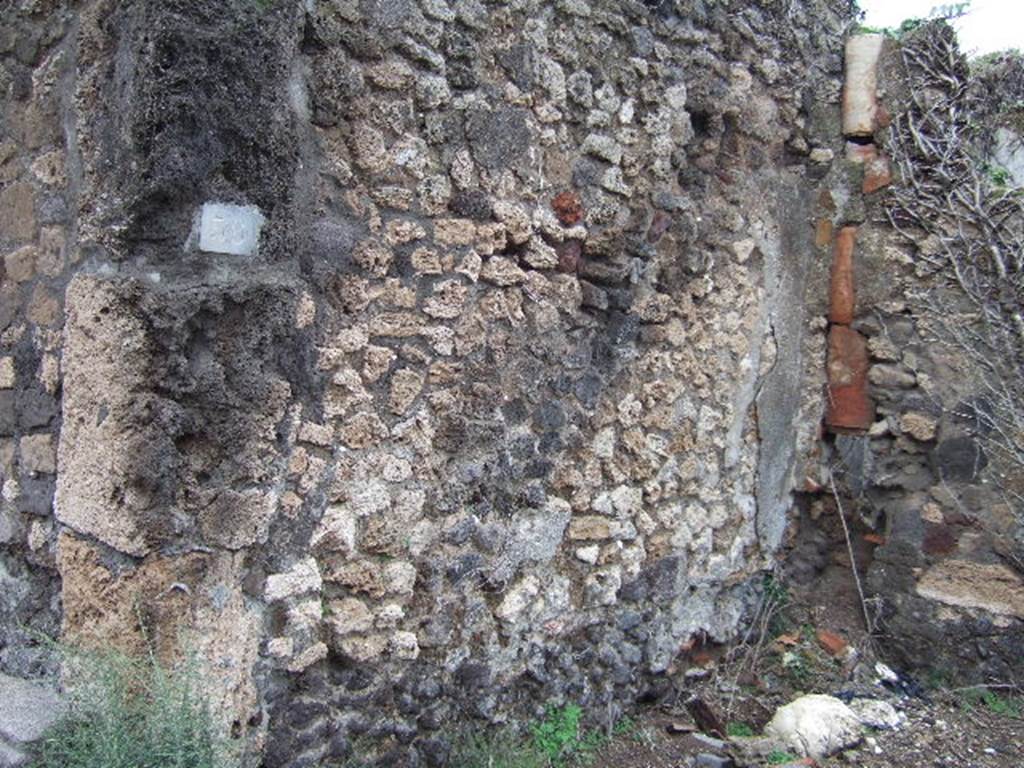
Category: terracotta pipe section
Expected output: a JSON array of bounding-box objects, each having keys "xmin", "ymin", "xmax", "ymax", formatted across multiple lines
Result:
[
  {"xmin": 842, "ymin": 34, "xmax": 884, "ymax": 137},
  {"xmin": 826, "ymin": 325, "xmax": 875, "ymax": 432},
  {"xmin": 842, "ymin": 34, "xmax": 892, "ymax": 195},
  {"xmin": 828, "ymin": 226, "xmax": 857, "ymax": 325},
  {"xmin": 824, "ymin": 225, "xmax": 874, "ymax": 433}
]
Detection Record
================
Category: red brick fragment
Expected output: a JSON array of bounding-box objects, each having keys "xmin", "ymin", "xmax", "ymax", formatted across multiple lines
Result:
[
  {"xmin": 691, "ymin": 650, "xmax": 715, "ymax": 667},
  {"xmin": 829, "ymin": 226, "xmax": 857, "ymax": 325},
  {"xmin": 816, "ymin": 629, "xmax": 848, "ymax": 656},
  {"xmin": 551, "ymin": 190, "xmax": 583, "ymax": 226},
  {"xmin": 875, "ymin": 104, "xmax": 892, "ymax": 129},
  {"xmin": 555, "ymin": 239, "xmax": 581, "ymax": 274},
  {"xmin": 803, "ymin": 475, "xmax": 824, "ymax": 493},
  {"xmin": 923, "ymin": 524, "xmax": 958, "ymax": 556},
  {"xmin": 815, "ymin": 218, "xmax": 833, "ymax": 248},
  {"xmin": 826, "ymin": 325, "xmax": 874, "ymax": 433},
  {"xmin": 863, "ymin": 153, "xmax": 892, "ymax": 194}
]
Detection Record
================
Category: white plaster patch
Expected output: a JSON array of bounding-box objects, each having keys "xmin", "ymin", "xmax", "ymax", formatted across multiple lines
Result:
[
  {"xmin": 993, "ymin": 127, "xmax": 1024, "ymax": 187},
  {"xmin": 198, "ymin": 202, "xmax": 265, "ymax": 256}
]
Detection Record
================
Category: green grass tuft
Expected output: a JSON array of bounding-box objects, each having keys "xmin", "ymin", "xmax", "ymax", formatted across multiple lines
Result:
[
  {"xmin": 450, "ymin": 730, "xmax": 545, "ymax": 768},
  {"xmin": 725, "ymin": 721, "xmax": 755, "ymax": 738},
  {"xmin": 925, "ymin": 667, "xmax": 952, "ymax": 691},
  {"xmin": 531, "ymin": 704, "xmax": 585, "ymax": 765},
  {"xmin": 959, "ymin": 688, "xmax": 1023, "ymax": 718},
  {"xmin": 447, "ymin": 705, "xmax": 636, "ymax": 768},
  {"xmin": 982, "ymin": 690, "xmax": 1022, "ymax": 717},
  {"xmin": 30, "ymin": 648, "xmax": 230, "ymax": 768}
]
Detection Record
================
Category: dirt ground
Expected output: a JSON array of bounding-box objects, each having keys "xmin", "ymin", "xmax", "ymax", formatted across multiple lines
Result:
[
  {"xmin": 585, "ymin": 510, "xmax": 1024, "ymax": 768},
  {"xmin": 590, "ymin": 684, "xmax": 1024, "ymax": 768}
]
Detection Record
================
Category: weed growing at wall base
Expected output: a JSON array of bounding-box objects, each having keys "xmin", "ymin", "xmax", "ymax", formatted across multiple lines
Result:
[
  {"xmin": 767, "ymin": 749, "xmax": 800, "ymax": 765},
  {"xmin": 443, "ymin": 704, "xmax": 627, "ymax": 768},
  {"xmin": 725, "ymin": 721, "xmax": 755, "ymax": 738},
  {"xmin": 448, "ymin": 730, "xmax": 546, "ymax": 768},
  {"xmin": 531, "ymin": 704, "xmax": 584, "ymax": 763},
  {"xmin": 30, "ymin": 647, "xmax": 230, "ymax": 768},
  {"xmin": 958, "ymin": 687, "xmax": 1024, "ymax": 718}
]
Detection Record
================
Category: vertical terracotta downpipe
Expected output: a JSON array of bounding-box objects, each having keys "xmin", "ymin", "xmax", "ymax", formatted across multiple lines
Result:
[
  {"xmin": 824, "ymin": 34, "xmax": 885, "ymax": 435},
  {"xmin": 843, "ymin": 33, "xmax": 892, "ymax": 194},
  {"xmin": 826, "ymin": 325, "xmax": 874, "ymax": 432},
  {"xmin": 842, "ymin": 34, "xmax": 884, "ymax": 137},
  {"xmin": 825, "ymin": 226, "xmax": 874, "ymax": 432},
  {"xmin": 828, "ymin": 226, "xmax": 857, "ymax": 326}
]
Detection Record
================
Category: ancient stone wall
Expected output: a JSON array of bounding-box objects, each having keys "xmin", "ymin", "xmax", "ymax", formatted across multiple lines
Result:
[
  {"xmin": 0, "ymin": 1, "xmax": 888, "ymax": 766},
  {"xmin": 1, "ymin": 0, "xmax": 77, "ymax": 683},
  {"xmin": 811, "ymin": 24, "xmax": 1024, "ymax": 687}
]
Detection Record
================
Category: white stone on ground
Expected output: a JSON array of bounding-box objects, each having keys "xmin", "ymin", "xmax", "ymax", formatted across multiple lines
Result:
[
  {"xmin": 764, "ymin": 693, "xmax": 862, "ymax": 760},
  {"xmin": 849, "ymin": 698, "xmax": 905, "ymax": 730},
  {"xmin": 0, "ymin": 672, "xmax": 65, "ymax": 767}
]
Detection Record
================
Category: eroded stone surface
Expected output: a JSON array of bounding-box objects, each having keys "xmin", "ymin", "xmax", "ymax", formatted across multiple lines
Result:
[
  {"xmin": 0, "ymin": 673, "xmax": 64, "ymax": 744},
  {"xmin": 57, "ymin": 533, "xmax": 261, "ymax": 741},
  {"xmin": 56, "ymin": 274, "xmax": 301, "ymax": 556},
  {"xmin": 265, "ymin": 557, "xmax": 322, "ymax": 602},
  {"xmin": 0, "ymin": 0, "xmax": 877, "ymax": 764},
  {"xmin": 849, "ymin": 698, "xmax": 904, "ymax": 730},
  {"xmin": 916, "ymin": 560, "xmax": 1024, "ymax": 617},
  {"xmin": 992, "ymin": 127, "xmax": 1024, "ymax": 186},
  {"xmin": 55, "ymin": 278, "xmax": 157, "ymax": 555},
  {"xmin": 0, "ymin": 742, "xmax": 28, "ymax": 768}
]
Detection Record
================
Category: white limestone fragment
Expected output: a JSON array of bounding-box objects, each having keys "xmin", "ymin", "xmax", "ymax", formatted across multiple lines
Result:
[
  {"xmin": 390, "ymin": 631, "xmax": 420, "ymax": 660},
  {"xmin": 849, "ymin": 698, "xmax": 905, "ymax": 731},
  {"xmin": 264, "ymin": 557, "xmax": 322, "ymax": 603},
  {"xmin": 0, "ymin": 358, "xmax": 14, "ymax": 389},
  {"xmin": 765, "ymin": 694, "xmax": 862, "ymax": 760},
  {"xmin": 496, "ymin": 574, "xmax": 540, "ymax": 622}
]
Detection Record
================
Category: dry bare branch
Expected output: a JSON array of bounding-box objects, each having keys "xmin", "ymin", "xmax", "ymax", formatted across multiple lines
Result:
[{"xmin": 884, "ymin": 22, "xmax": 1024, "ymax": 523}]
